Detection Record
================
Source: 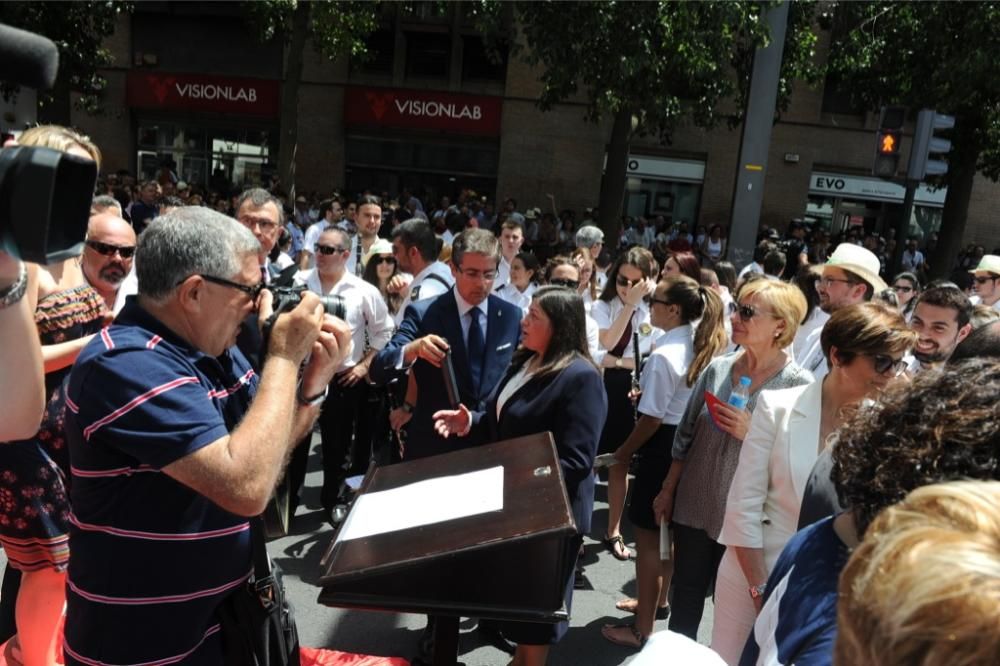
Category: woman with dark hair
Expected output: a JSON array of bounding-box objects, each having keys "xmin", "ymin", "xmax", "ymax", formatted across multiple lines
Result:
[
  {"xmin": 699, "ymin": 225, "xmax": 727, "ymax": 267},
  {"xmin": 497, "ymin": 251, "xmax": 539, "ymax": 313},
  {"xmin": 741, "ymin": 358, "xmax": 1000, "ymax": 666},
  {"xmin": 602, "ymin": 276, "xmax": 729, "ymax": 649},
  {"xmin": 362, "ymin": 238, "xmax": 403, "ymax": 317},
  {"xmin": 714, "ymin": 303, "xmax": 914, "ymax": 664},
  {"xmin": 434, "ymin": 287, "xmax": 608, "ymax": 666},
  {"xmin": 662, "ymin": 251, "xmax": 702, "ymax": 283},
  {"xmin": 571, "ymin": 247, "xmax": 599, "ymax": 311},
  {"xmin": 791, "ymin": 266, "xmax": 826, "ymax": 359},
  {"xmin": 593, "ymin": 247, "xmax": 660, "ymax": 561},
  {"xmin": 714, "ymin": 261, "xmax": 738, "ymax": 295},
  {"xmin": 891, "ymin": 271, "xmax": 921, "ymax": 321}
]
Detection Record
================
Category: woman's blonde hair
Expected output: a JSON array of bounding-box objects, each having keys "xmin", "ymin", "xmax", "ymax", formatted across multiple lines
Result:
[
  {"xmin": 735, "ymin": 278, "xmax": 806, "ymax": 349},
  {"xmin": 18, "ymin": 125, "xmax": 102, "ymax": 169},
  {"xmin": 657, "ymin": 276, "xmax": 728, "ymax": 386},
  {"xmin": 836, "ymin": 480, "xmax": 1000, "ymax": 666}
]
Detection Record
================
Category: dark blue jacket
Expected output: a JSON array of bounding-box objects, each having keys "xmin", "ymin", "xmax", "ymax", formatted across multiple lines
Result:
[
  {"xmin": 473, "ymin": 356, "xmax": 607, "ymax": 535},
  {"xmin": 370, "ymin": 288, "xmax": 522, "ymax": 459}
]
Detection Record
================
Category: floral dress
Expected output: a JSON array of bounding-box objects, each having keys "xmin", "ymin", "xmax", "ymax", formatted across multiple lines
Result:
[{"xmin": 0, "ymin": 284, "xmax": 105, "ymax": 572}]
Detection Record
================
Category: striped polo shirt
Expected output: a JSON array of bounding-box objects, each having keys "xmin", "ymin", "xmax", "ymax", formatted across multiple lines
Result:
[{"xmin": 64, "ymin": 299, "xmax": 257, "ymax": 665}]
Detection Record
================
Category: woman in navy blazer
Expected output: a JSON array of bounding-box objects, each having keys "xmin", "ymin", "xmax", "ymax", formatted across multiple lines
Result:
[{"xmin": 435, "ymin": 285, "xmax": 607, "ymax": 666}]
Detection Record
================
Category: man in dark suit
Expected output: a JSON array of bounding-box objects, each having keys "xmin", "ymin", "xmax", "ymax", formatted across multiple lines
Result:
[{"xmin": 371, "ymin": 228, "xmax": 522, "ymax": 461}]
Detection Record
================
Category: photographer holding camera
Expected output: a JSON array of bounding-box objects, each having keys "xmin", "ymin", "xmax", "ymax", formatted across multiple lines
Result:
[{"xmin": 62, "ymin": 206, "xmax": 351, "ymax": 665}]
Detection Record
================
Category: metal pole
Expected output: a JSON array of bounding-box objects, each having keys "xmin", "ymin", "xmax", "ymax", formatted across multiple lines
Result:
[
  {"xmin": 889, "ymin": 180, "xmax": 917, "ymax": 278},
  {"xmin": 726, "ymin": 1, "xmax": 790, "ymax": 270}
]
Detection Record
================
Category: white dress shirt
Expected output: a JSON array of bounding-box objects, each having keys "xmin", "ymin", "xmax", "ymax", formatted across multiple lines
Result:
[
  {"xmin": 795, "ymin": 325, "xmax": 829, "ymax": 380},
  {"xmin": 496, "ymin": 282, "xmax": 536, "ymax": 314},
  {"xmin": 294, "ymin": 269, "xmax": 394, "ymax": 371},
  {"xmin": 394, "ymin": 261, "xmax": 454, "ymax": 326},
  {"xmin": 637, "ymin": 325, "xmax": 695, "ymax": 425},
  {"xmin": 590, "ymin": 297, "xmax": 659, "ymax": 358}
]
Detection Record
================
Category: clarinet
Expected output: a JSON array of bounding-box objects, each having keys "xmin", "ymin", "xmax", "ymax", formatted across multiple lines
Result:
[{"xmin": 631, "ymin": 329, "xmax": 642, "ymax": 419}]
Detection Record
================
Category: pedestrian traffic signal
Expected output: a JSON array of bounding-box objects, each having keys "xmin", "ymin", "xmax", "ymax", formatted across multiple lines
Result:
[
  {"xmin": 908, "ymin": 109, "xmax": 955, "ymax": 181},
  {"xmin": 873, "ymin": 106, "xmax": 905, "ymax": 179}
]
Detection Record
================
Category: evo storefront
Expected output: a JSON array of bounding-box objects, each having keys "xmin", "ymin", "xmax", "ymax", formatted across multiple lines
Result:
[
  {"xmin": 343, "ymin": 86, "xmax": 502, "ymax": 201},
  {"xmin": 805, "ymin": 171, "xmax": 946, "ymax": 239},
  {"xmin": 126, "ymin": 71, "xmax": 281, "ymax": 191},
  {"xmin": 621, "ymin": 155, "xmax": 705, "ymax": 226}
]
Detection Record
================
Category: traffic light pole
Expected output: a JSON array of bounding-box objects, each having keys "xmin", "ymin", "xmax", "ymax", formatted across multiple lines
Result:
[{"xmin": 889, "ymin": 179, "xmax": 917, "ymax": 278}]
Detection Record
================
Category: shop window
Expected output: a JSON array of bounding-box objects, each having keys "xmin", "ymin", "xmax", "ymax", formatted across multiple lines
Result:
[
  {"xmin": 624, "ymin": 179, "xmax": 702, "ymax": 228},
  {"xmin": 353, "ymin": 28, "xmax": 395, "ymax": 75},
  {"xmin": 405, "ymin": 31, "xmax": 451, "ymax": 79},
  {"xmin": 462, "ymin": 36, "xmax": 507, "ymax": 82}
]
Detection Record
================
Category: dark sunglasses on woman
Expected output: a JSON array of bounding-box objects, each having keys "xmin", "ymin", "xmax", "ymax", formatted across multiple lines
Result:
[
  {"xmin": 550, "ymin": 278, "xmax": 579, "ymax": 289},
  {"xmin": 371, "ymin": 256, "xmax": 396, "ymax": 266},
  {"xmin": 735, "ymin": 304, "xmax": 776, "ymax": 322},
  {"xmin": 869, "ymin": 353, "xmax": 907, "ymax": 376}
]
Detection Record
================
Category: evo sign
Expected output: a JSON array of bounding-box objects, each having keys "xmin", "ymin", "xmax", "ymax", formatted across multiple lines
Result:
[
  {"xmin": 810, "ymin": 171, "xmax": 946, "ymax": 206},
  {"xmin": 126, "ymin": 71, "xmax": 280, "ymax": 117},
  {"xmin": 345, "ymin": 86, "xmax": 502, "ymax": 136}
]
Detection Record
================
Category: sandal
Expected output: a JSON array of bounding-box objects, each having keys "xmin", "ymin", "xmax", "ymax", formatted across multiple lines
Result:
[
  {"xmin": 615, "ymin": 598, "xmax": 670, "ymax": 619},
  {"xmin": 601, "ymin": 622, "xmax": 647, "ymax": 649},
  {"xmin": 603, "ymin": 533, "xmax": 634, "ymax": 561}
]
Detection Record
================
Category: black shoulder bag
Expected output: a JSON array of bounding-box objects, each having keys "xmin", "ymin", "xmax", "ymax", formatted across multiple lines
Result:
[{"xmin": 219, "ymin": 517, "xmax": 301, "ymax": 666}]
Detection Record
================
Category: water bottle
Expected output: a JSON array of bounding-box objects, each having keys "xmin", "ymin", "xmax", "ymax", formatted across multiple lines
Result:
[{"xmin": 729, "ymin": 375, "xmax": 752, "ymax": 410}]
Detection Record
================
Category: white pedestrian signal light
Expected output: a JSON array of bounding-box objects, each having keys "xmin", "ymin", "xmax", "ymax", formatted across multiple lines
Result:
[{"xmin": 908, "ymin": 109, "xmax": 955, "ymax": 180}]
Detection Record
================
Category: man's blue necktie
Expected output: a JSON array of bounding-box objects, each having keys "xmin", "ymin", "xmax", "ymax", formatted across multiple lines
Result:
[{"xmin": 467, "ymin": 308, "xmax": 485, "ymax": 395}]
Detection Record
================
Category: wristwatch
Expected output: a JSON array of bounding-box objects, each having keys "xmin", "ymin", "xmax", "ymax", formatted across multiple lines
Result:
[
  {"xmin": 0, "ymin": 261, "xmax": 27, "ymax": 310},
  {"xmin": 614, "ymin": 356, "xmax": 623, "ymax": 368},
  {"xmin": 400, "ymin": 401, "xmax": 415, "ymax": 414},
  {"xmin": 749, "ymin": 582, "xmax": 767, "ymax": 601}
]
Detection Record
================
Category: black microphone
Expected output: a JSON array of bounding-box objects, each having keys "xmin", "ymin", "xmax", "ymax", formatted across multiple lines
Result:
[{"xmin": 0, "ymin": 23, "xmax": 59, "ymax": 90}]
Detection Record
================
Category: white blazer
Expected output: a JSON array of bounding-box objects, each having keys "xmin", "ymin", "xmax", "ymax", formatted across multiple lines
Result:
[{"xmin": 718, "ymin": 380, "xmax": 823, "ymax": 570}]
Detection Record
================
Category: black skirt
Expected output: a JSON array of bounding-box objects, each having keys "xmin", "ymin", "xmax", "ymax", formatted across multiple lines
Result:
[
  {"xmin": 598, "ymin": 367, "xmax": 636, "ymax": 454},
  {"xmin": 627, "ymin": 423, "xmax": 677, "ymax": 531}
]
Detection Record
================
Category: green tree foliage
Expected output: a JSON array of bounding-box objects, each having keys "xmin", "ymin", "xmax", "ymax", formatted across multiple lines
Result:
[
  {"xmin": 0, "ymin": 1, "xmax": 132, "ymax": 122},
  {"xmin": 825, "ymin": 1, "xmax": 1000, "ymax": 277},
  {"xmin": 244, "ymin": 0, "xmax": 383, "ymax": 198},
  {"xmin": 471, "ymin": 0, "xmax": 821, "ymax": 239}
]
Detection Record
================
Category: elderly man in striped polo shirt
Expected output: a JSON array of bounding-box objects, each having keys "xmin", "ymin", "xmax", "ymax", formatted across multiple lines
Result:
[{"xmin": 63, "ymin": 208, "xmax": 350, "ymax": 665}]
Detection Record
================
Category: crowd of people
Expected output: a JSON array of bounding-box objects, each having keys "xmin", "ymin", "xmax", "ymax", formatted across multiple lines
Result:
[{"xmin": 1, "ymin": 124, "xmax": 999, "ymax": 666}]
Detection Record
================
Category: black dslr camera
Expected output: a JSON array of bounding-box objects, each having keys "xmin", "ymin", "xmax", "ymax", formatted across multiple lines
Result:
[
  {"xmin": 0, "ymin": 24, "xmax": 97, "ymax": 264},
  {"xmin": 260, "ymin": 286, "xmax": 347, "ymax": 355}
]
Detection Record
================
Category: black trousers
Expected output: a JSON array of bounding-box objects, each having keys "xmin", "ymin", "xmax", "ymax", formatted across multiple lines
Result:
[
  {"xmin": 318, "ymin": 378, "xmax": 374, "ymax": 512},
  {"xmin": 668, "ymin": 523, "xmax": 726, "ymax": 640}
]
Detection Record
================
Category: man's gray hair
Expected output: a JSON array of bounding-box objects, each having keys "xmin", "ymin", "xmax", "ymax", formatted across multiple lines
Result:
[
  {"xmin": 137, "ymin": 207, "xmax": 260, "ymax": 301},
  {"xmin": 451, "ymin": 228, "xmax": 500, "ymax": 267},
  {"xmin": 236, "ymin": 187, "xmax": 285, "ymax": 225},
  {"xmin": 576, "ymin": 224, "xmax": 604, "ymax": 249},
  {"xmin": 90, "ymin": 195, "xmax": 122, "ymax": 217}
]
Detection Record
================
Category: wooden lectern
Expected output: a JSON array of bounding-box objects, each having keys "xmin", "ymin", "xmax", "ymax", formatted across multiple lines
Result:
[{"xmin": 317, "ymin": 432, "xmax": 578, "ymax": 665}]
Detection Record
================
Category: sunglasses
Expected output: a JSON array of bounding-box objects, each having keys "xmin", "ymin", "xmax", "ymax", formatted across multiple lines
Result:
[
  {"xmin": 649, "ymin": 297, "xmax": 672, "ymax": 308},
  {"xmin": 735, "ymin": 303, "xmax": 776, "ymax": 322},
  {"xmin": 973, "ymin": 276, "xmax": 998, "ymax": 285},
  {"xmin": 549, "ymin": 278, "xmax": 579, "ymax": 289},
  {"xmin": 372, "ymin": 256, "xmax": 396, "ymax": 266},
  {"xmin": 616, "ymin": 275, "xmax": 640, "ymax": 288},
  {"xmin": 315, "ymin": 244, "xmax": 348, "ymax": 255},
  {"xmin": 86, "ymin": 240, "xmax": 136, "ymax": 259},
  {"xmin": 193, "ymin": 274, "xmax": 265, "ymax": 301},
  {"xmin": 868, "ymin": 353, "xmax": 907, "ymax": 376}
]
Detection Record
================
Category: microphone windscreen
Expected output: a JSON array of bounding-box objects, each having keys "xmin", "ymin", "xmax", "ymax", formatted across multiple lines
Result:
[{"xmin": 0, "ymin": 23, "xmax": 59, "ymax": 90}]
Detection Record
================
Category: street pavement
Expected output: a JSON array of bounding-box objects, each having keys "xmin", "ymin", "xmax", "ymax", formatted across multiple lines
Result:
[
  {"xmin": 0, "ymin": 435, "xmax": 714, "ymax": 665},
  {"xmin": 271, "ymin": 437, "xmax": 715, "ymax": 665}
]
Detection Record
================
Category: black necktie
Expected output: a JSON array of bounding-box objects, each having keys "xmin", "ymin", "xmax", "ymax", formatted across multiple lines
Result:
[{"xmin": 468, "ymin": 308, "xmax": 485, "ymax": 394}]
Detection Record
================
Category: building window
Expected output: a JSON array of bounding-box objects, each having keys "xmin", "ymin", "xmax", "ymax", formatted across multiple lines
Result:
[
  {"xmin": 405, "ymin": 31, "xmax": 451, "ymax": 78},
  {"xmin": 353, "ymin": 28, "xmax": 395, "ymax": 75},
  {"xmin": 820, "ymin": 73, "xmax": 866, "ymax": 115},
  {"xmin": 461, "ymin": 36, "xmax": 507, "ymax": 82}
]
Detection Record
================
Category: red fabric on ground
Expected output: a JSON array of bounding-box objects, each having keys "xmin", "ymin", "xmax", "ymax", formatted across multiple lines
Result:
[{"xmin": 300, "ymin": 646, "xmax": 410, "ymax": 666}]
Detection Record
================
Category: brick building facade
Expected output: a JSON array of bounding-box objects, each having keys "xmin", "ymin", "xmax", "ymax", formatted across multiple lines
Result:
[{"xmin": 69, "ymin": 2, "xmax": 997, "ymax": 249}]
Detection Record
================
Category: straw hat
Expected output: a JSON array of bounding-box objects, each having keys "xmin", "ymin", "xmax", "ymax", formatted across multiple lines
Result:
[
  {"xmin": 362, "ymin": 238, "xmax": 394, "ymax": 268},
  {"xmin": 814, "ymin": 243, "xmax": 888, "ymax": 292},
  {"xmin": 969, "ymin": 254, "xmax": 1000, "ymax": 276}
]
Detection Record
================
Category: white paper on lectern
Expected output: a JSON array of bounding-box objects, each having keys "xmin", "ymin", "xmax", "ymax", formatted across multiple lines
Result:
[{"xmin": 335, "ymin": 465, "xmax": 505, "ymax": 542}]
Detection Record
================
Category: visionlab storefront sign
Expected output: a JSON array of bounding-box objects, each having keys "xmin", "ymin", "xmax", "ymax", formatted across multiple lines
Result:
[
  {"xmin": 344, "ymin": 86, "xmax": 503, "ymax": 136},
  {"xmin": 126, "ymin": 71, "xmax": 280, "ymax": 117}
]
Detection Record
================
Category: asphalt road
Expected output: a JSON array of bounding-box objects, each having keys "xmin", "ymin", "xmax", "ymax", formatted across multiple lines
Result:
[
  {"xmin": 271, "ymin": 437, "xmax": 715, "ymax": 665},
  {"xmin": 0, "ymin": 435, "xmax": 714, "ymax": 665}
]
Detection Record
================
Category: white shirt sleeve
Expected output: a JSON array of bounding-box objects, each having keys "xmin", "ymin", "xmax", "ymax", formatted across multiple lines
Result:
[
  {"xmin": 362, "ymin": 282, "xmax": 395, "ymax": 351},
  {"xmin": 637, "ymin": 353, "xmax": 677, "ymax": 421}
]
